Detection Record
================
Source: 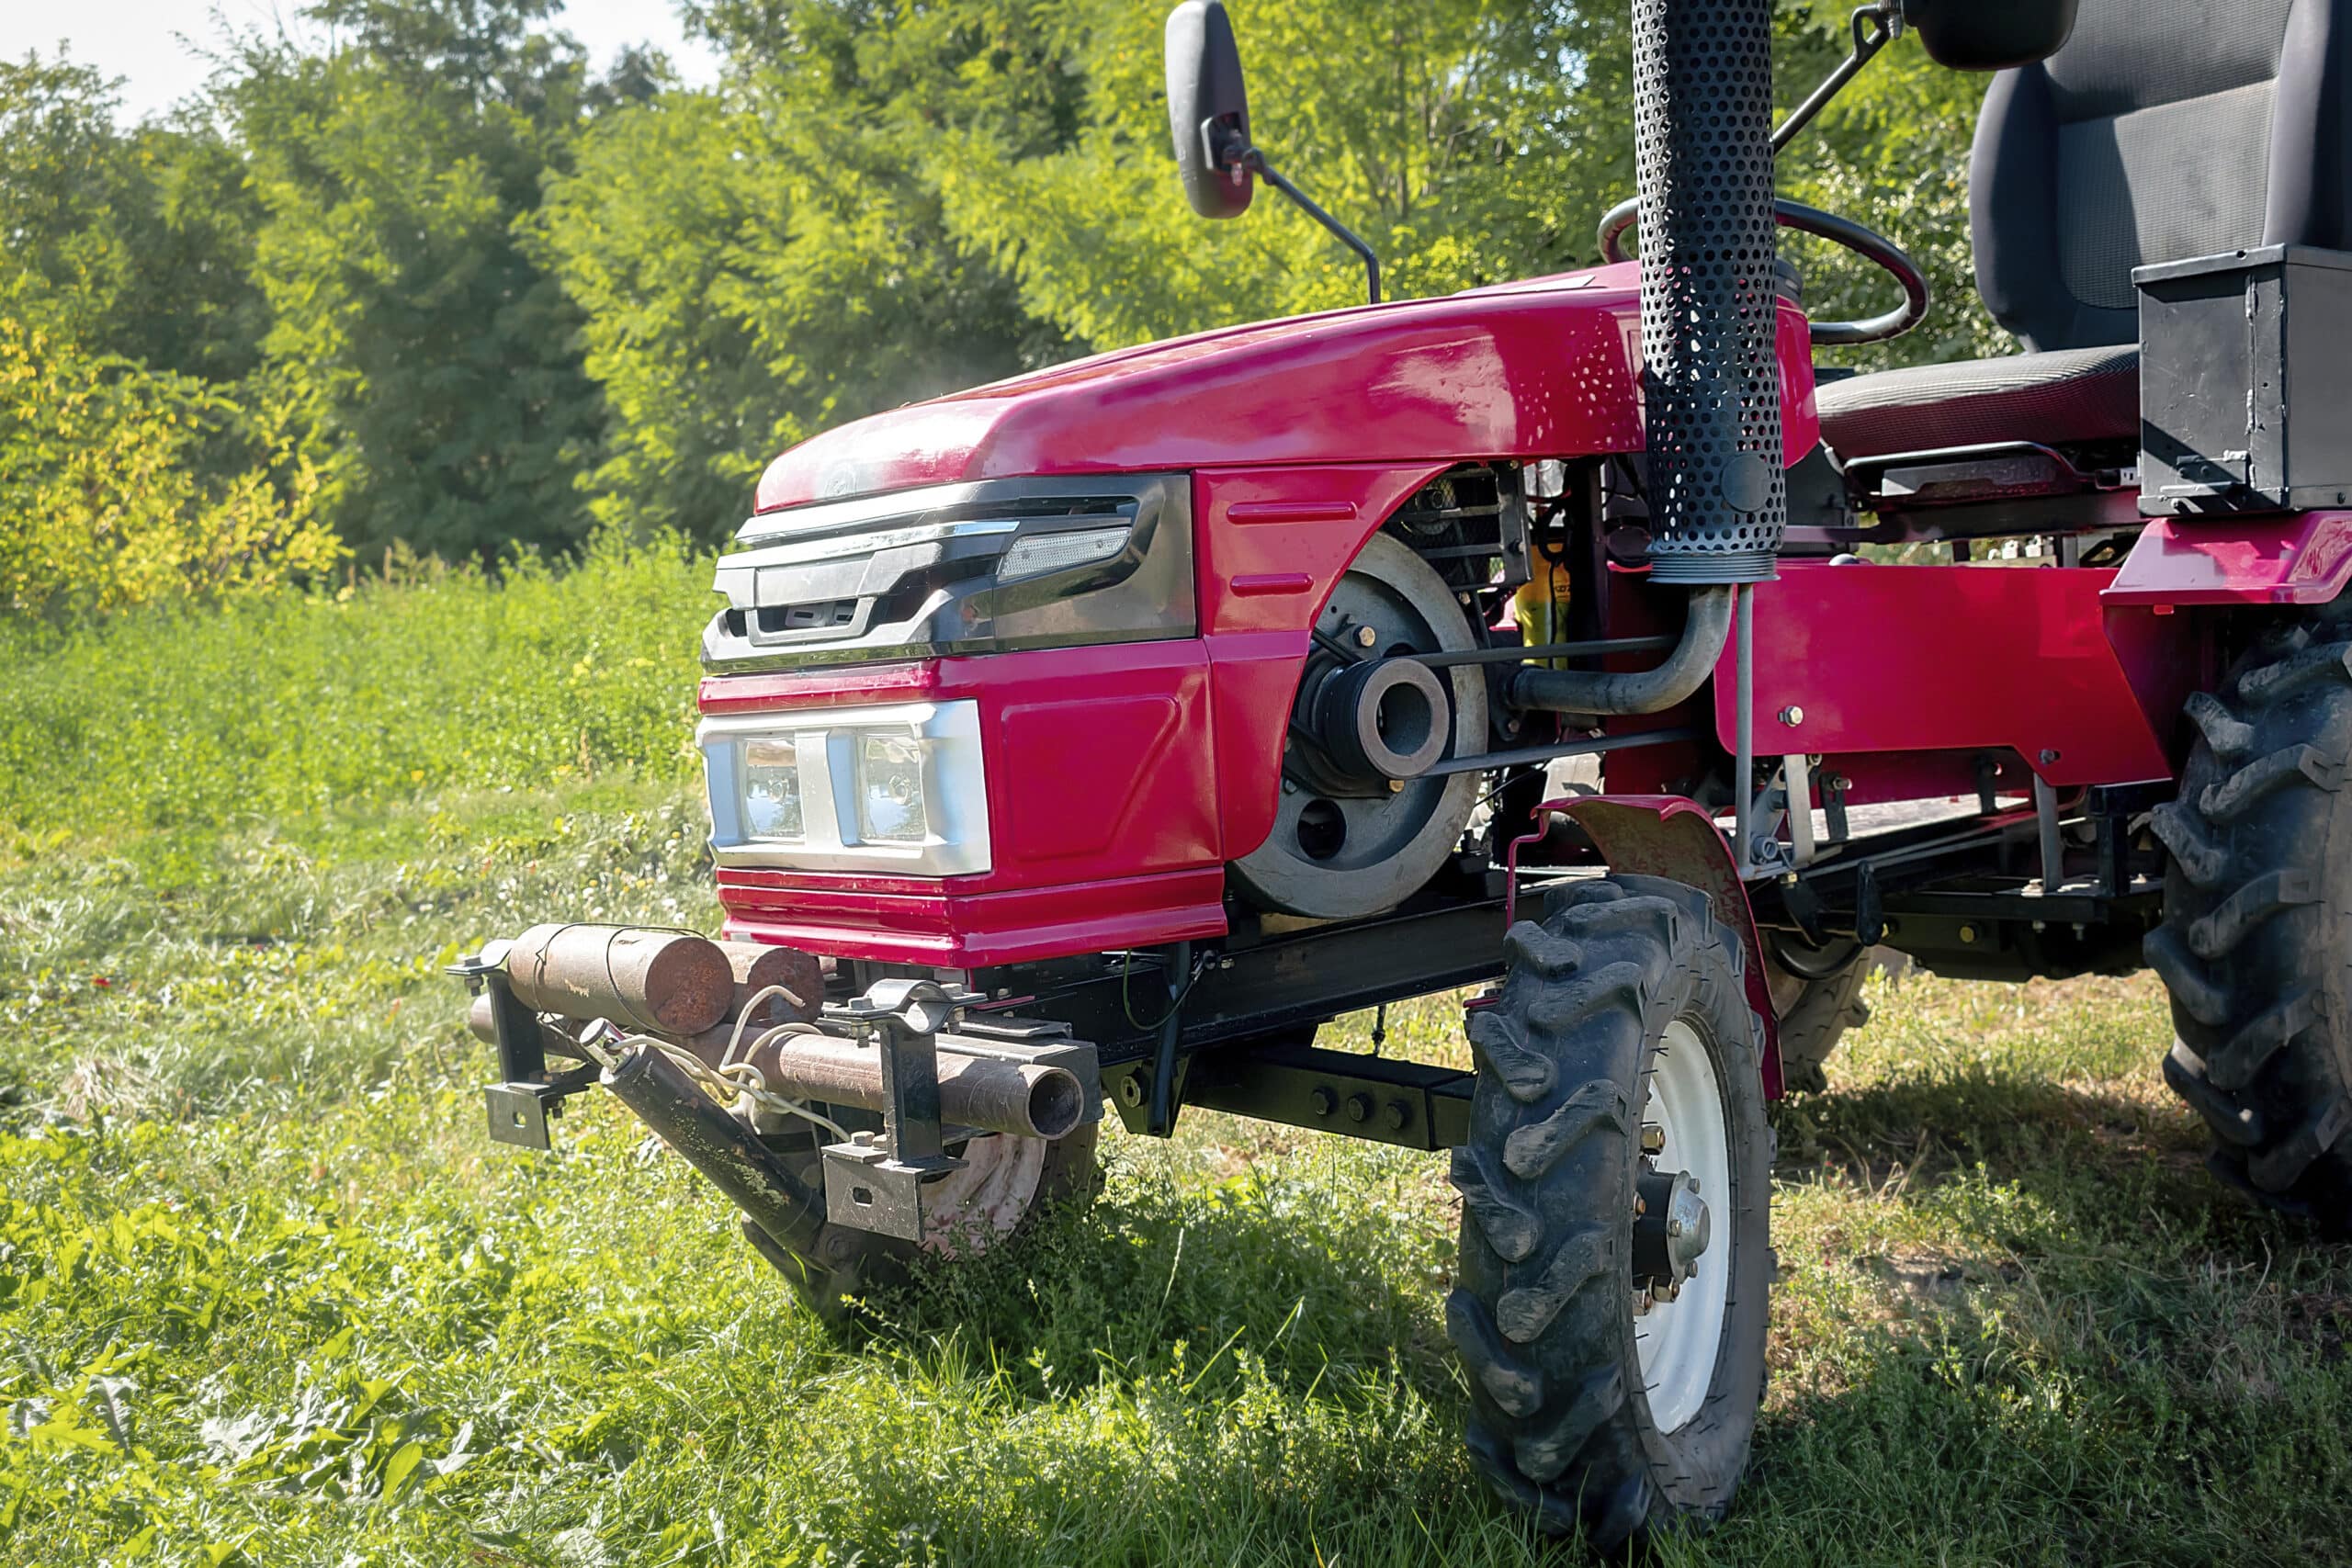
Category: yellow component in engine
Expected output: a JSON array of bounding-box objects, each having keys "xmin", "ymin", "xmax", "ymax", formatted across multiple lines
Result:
[{"xmin": 1513, "ymin": 559, "xmax": 1574, "ymax": 668}]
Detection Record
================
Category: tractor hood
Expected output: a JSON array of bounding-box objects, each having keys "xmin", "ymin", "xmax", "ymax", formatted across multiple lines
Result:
[{"xmin": 753, "ymin": 262, "xmax": 1821, "ymax": 514}]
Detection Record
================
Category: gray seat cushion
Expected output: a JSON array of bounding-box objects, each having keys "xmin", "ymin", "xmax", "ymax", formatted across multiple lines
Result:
[{"xmin": 1815, "ymin": 344, "xmax": 2139, "ymax": 460}]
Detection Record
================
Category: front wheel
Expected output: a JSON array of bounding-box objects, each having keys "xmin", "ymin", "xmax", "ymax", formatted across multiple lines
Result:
[{"xmin": 1448, "ymin": 875, "xmax": 1772, "ymax": 1548}]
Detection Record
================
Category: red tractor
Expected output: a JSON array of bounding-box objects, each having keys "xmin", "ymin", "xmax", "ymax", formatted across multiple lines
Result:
[{"xmin": 452, "ymin": 0, "xmax": 2352, "ymax": 1544}]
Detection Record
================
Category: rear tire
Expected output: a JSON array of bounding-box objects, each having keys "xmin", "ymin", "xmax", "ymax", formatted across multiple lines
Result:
[
  {"xmin": 1447, "ymin": 875, "xmax": 1772, "ymax": 1548},
  {"xmin": 1763, "ymin": 935, "xmax": 1876, "ymax": 1094},
  {"xmin": 2149, "ymin": 611, "xmax": 2352, "ymax": 1233}
]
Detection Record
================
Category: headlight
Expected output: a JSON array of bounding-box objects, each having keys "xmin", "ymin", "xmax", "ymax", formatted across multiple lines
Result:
[
  {"xmin": 741, "ymin": 738, "xmax": 804, "ymax": 840},
  {"xmin": 698, "ymin": 700, "xmax": 990, "ymax": 875},
  {"xmin": 855, "ymin": 733, "xmax": 928, "ymax": 843}
]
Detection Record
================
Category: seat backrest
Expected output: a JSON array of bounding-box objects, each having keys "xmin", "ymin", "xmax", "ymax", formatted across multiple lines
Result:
[{"xmin": 1971, "ymin": 0, "xmax": 2352, "ymax": 351}]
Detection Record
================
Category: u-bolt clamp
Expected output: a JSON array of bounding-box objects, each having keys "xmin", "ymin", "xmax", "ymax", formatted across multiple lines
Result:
[{"xmin": 831, "ymin": 977, "xmax": 975, "ymax": 1170}]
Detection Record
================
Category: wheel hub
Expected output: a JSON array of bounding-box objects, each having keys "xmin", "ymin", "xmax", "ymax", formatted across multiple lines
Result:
[
  {"xmin": 1633, "ymin": 1165, "xmax": 1711, "ymax": 1295},
  {"xmin": 1631, "ymin": 1018, "xmax": 1734, "ymax": 1433}
]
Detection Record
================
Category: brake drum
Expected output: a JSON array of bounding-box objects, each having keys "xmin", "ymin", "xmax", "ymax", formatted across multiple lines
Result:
[{"xmin": 1228, "ymin": 532, "xmax": 1488, "ymax": 919}]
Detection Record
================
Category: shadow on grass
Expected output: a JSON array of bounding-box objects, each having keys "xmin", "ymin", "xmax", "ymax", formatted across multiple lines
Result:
[
  {"xmin": 1770, "ymin": 1063, "xmax": 2304, "ymax": 1258},
  {"xmin": 859, "ymin": 1153, "xmax": 1462, "ymax": 1413}
]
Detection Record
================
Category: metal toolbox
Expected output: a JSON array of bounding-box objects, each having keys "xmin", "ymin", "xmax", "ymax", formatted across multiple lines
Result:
[{"xmin": 2136, "ymin": 245, "xmax": 2352, "ymax": 515}]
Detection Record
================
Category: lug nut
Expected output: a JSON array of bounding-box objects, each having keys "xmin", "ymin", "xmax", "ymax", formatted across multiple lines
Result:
[{"xmin": 1640, "ymin": 1122, "xmax": 1665, "ymax": 1156}]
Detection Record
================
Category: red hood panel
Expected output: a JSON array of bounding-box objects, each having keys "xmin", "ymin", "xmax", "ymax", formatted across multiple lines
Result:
[{"xmin": 754, "ymin": 263, "xmax": 1822, "ymax": 512}]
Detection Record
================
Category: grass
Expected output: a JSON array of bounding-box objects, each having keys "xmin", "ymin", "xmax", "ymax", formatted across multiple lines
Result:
[{"xmin": 6, "ymin": 563, "xmax": 2352, "ymax": 1564}]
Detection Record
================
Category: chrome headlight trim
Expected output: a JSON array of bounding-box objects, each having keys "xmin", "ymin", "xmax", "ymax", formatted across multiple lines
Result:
[{"xmin": 698, "ymin": 700, "xmax": 991, "ymax": 875}]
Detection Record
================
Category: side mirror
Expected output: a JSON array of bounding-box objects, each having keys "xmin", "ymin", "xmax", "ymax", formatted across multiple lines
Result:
[
  {"xmin": 1902, "ymin": 0, "xmax": 2078, "ymax": 71},
  {"xmin": 1164, "ymin": 1, "xmax": 1252, "ymax": 220}
]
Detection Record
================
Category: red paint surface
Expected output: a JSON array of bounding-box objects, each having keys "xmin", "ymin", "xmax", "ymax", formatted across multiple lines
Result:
[
  {"xmin": 754, "ymin": 265, "xmax": 1821, "ymax": 511},
  {"xmin": 2106, "ymin": 513, "xmax": 2352, "ymax": 605},
  {"xmin": 718, "ymin": 866, "xmax": 1228, "ymax": 967},
  {"xmin": 1555, "ymin": 795, "xmax": 1781, "ymax": 1098},
  {"xmin": 1713, "ymin": 564, "xmax": 2173, "ymax": 787}
]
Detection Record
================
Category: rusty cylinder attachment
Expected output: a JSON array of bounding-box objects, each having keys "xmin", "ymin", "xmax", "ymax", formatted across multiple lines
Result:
[
  {"xmin": 741, "ymin": 1032, "xmax": 1084, "ymax": 1142},
  {"xmin": 466, "ymin": 998, "xmax": 1084, "ymax": 1141},
  {"xmin": 502, "ymin": 923, "xmax": 736, "ymax": 1037}
]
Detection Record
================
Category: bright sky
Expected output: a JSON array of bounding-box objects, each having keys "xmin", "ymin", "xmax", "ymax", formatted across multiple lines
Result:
[{"xmin": 1, "ymin": 0, "xmax": 723, "ymax": 122}]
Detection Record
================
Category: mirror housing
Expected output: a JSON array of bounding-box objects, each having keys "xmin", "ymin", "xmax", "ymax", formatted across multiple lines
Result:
[
  {"xmin": 1902, "ymin": 0, "xmax": 2078, "ymax": 71},
  {"xmin": 1165, "ymin": 1, "xmax": 1253, "ymax": 220}
]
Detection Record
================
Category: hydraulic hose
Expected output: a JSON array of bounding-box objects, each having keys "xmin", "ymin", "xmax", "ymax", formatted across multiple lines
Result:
[{"xmin": 1503, "ymin": 584, "xmax": 1733, "ymax": 716}]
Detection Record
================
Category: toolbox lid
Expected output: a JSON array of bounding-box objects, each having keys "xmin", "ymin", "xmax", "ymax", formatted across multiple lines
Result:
[{"xmin": 2134, "ymin": 244, "xmax": 2352, "ymax": 287}]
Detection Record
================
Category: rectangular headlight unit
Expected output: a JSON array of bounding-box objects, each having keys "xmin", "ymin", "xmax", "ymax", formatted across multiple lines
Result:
[
  {"xmin": 741, "ymin": 737, "xmax": 803, "ymax": 840},
  {"xmin": 698, "ymin": 700, "xmax": 989, "ymax": 875}
]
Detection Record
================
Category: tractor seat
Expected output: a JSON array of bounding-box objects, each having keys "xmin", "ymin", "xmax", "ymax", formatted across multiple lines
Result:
[
  {"xmin": 1815, "ymin": 345, "xmax": 2138, "ymax": 459},
  {"xmin": 1814, "ymin": 0, "xmax": 2352, "ymax": 469}
]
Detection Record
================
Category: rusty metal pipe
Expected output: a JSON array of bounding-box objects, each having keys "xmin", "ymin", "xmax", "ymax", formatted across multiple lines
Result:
[
  {"xmin": 503, "ymin": 924, "xmax": 733, "ymax": 1037},
  {"xmin": 745, "ymin": 1032, "xmax": 1084, "ymax": 1142},
  {"xmin": 465, "ymin": 992, "xmax": 592, "ymax": 1060}
]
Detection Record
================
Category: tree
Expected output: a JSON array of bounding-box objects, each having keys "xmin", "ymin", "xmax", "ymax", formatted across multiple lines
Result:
[
  {"xmin": 0, "ymin": 53, "xmax": 266, "ymax": 383},
  {"xmin": 933, "ymin": 0, "xmax": 1637, "ymax": 349},
  {"xmin": 221, "ymin": 0, "xmax": 610, "ymax": 560},
  {"xmin": 535, "ymin": 0, "xmax": 1077, "ymax": 541},
  {"xmin": 0, "ymin": 318, "xmax": 342, "ymax": 622}
]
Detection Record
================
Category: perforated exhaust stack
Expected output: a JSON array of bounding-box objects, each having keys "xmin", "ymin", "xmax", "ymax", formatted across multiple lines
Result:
[{"xmin": 1631, "ymin": 0, "xmax": 1786, "ymax": 583}]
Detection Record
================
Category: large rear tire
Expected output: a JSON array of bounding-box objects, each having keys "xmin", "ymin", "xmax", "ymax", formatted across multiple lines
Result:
[
  {"xmin": 2150, "ymin": 611, "xmax": 2352, "ymax": 1233},
  {"xmin": 1448, "ymin": 875, "xmax": 1772, "ymax": 1548}
]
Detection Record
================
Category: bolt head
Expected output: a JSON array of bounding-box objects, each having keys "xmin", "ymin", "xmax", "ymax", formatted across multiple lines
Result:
[
  {"xmin": 1958, "ymin": 924, "xmax": 1977, "ymax": 943},
  {"xmin": 1355, "ymin": 624, "xmax": 1378, "ymax": 648},
  {"xmin": 1388, "ymin": 778, "xmax": 1406, "ymax": 794},
  {"xmin": 1779, "ymin": 705, "xmax": 1804, "ymax": 726}
]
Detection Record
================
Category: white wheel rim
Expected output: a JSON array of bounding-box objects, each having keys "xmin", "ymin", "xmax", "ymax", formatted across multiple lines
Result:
[
  {"xmin": 1634, "ymin": 1017, "xmax": 1732, "ymax": 1434},
  {"xmin": 918, "ymin": 1133, "xmax": 1047, "ymax": 1258}
]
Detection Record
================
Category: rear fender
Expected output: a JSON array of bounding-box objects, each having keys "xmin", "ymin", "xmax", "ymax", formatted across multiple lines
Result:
[{"xmin": 1554, "ymin": 795, "xmax": 1783, "ymax": 1099}]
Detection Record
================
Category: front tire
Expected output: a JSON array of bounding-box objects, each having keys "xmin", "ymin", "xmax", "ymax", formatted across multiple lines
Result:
[{"xmin": 1447, "ymin": 875, "xmax": 1772, "ymax": 1548}]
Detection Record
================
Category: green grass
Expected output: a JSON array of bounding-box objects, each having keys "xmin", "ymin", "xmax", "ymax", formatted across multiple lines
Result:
[{"xmin": 6, "ymin": 570, "xmax": 2352, "ymax": 1564}]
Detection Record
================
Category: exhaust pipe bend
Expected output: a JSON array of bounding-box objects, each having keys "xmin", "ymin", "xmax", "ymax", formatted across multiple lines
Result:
[{"xmin": 1504, "ymin": 585, "xmax": 1734, "ymax": 716}]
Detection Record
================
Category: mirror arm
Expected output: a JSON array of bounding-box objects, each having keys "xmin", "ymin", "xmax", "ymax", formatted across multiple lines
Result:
[
  {"xmin": 1771, "ymin": 2, "xmax": 1902, "ymax": 154},
  {"xmin": 1245, "ymin": 148, "xmax": 1382, "ymax": 305}
]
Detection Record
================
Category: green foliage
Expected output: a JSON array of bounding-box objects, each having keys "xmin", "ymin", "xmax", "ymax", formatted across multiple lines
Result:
[
  {"xmin": 2, "ymin": 719, "xmax": 2350, "ymax": 1559},
  {"xmin": 532, "ymin": 3, "xmax": 1079, "ymax": 542},
  {"xmin": 939, "ymin": 0, "xmax": 1636, "ymax": 346},
  {"xmin": 0, "ymin": 318, "xmax": 343, "ymax": 623},
  {"xmin": 2, "ymin": 0, "xmax": 2024, "ymax": 594},
  {"xmin": 0, "ymin": 55, "xmax": 266, "ymax": 382},
  {"xmin": 221, "ymin": 1, "xmax": 613, "ymax": 560},
  {"xmin": 0, "ymin": 533, "xmax": 710, "ymax": 840}
]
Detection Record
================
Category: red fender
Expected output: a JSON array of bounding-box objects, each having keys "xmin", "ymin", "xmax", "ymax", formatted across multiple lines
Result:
[{"xmin": 1547, "ymin": 795, "xmax": 1783, "ymax": 1099}]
